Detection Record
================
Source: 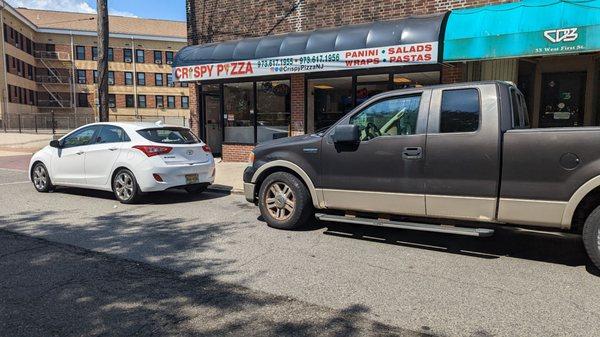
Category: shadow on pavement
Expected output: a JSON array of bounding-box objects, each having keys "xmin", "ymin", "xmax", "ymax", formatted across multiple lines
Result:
[
  {"xmin": 319, "ymin": 220, "xmax": 600, "ymax": 275},
  {"xmin": 0, "ymin": 229, "xmax": 427, "ymax": 337},
  {"xmin": 51, "ymin": 186, "xmax": 229, "ymax": 204}
]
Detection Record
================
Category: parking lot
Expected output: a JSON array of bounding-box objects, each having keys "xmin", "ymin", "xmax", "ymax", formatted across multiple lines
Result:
[{"xmin": 1, "ymin": 155, "xmax": 600, "ymax": 337}]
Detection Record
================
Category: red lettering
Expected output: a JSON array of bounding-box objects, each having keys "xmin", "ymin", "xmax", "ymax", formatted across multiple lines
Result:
[
  {"xmin": 181, "ymin": 67, "xmax": 189, "ymax": 79},
  {"xmin": 175, "ymin": 68, "xmax": 182, "ymax": 79}
]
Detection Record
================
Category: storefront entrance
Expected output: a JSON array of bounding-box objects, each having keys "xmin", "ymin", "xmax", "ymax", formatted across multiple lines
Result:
[
  {"xmin": 539, "ymin": 72, "xmax": 587, "ymax": 128},
  {"xmin": 201, "ymin": 84, "xmax": 222, "ymax": 155}
]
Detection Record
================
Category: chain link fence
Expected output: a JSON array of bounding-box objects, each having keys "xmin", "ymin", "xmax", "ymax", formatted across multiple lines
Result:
[{"xmin": 1, "ymin": 113, "xmax": 189, "ymax": 134}]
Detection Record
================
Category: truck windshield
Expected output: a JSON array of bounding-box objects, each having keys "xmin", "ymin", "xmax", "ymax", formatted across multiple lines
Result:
[{"xmin": 137, "ymin": 128, "xmax": 199, "ymax": 144}]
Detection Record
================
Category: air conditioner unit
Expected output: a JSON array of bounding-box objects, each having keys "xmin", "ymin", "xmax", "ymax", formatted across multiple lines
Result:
[
  {"xmin": 93, "ymin": 56, "xmax": 98, "ymax": 61},
  {"xmin": 124, "ymin": 57, "xmax": 132, "ymax": 63},
  {"xmin": 168, "ymin": 83, "xmax": 175, "ymax": 87},
  {"xmin": 155, "ymin": 60, "xmax": 162, "ymax": 64},
  {"xmin": 166, "ymin": 60, "xmax": 173, "ymax": 65},
  {"xmin": 17, "ymin": 71, "xmax": 22, "ymax": 76},
  {"xmin": 157, "ymin": 103, "xmax": 164, "ymax": 108},
  {"xmin": 108, "ymin": 79, "xmax": 114, "ymax": 85}
]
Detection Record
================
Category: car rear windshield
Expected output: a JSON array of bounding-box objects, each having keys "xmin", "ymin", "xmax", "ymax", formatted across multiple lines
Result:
[{"xmin": 137, "ymin": 128, "xmax": 199, "ymax": 144}]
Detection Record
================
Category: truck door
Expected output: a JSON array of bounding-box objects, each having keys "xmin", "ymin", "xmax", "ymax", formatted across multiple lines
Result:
[
  {"xmin": 320, "ymin": 90, "xmax": 430, "ymax": 216},
  {"xmin": 424, "ymin": 84, "xmax": 501, "ymax": 221}
]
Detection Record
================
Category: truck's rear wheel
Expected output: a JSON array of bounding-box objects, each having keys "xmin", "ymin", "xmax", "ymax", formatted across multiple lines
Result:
[
  {"xmin": 582, "ymin": 206, "xmax": 600, "ymax": 270},
  {"xmin": 258, "ymin": 172, "xmax": 313, "ymax": 230}
]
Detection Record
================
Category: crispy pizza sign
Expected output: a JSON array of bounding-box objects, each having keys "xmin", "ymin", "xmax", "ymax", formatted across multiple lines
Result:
[{"xmin": 174, "ymin": 42, "xmax": 438, "ymax": 82}]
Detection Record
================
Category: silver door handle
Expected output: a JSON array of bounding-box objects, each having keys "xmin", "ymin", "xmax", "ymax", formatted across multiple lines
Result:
[
  {"xmin": 76, "ymin": 151, "xmax": 84, "ymax": 155},
  {"xmin": 109, "ymin": 148, "xmax": 118, "ymax": 151}
]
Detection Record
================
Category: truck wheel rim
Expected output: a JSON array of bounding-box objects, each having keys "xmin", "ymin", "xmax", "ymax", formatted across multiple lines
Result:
[
  {"xmin": 33, "ymin": 165, "xmax": 47, "ymax": 190},
  {"xmin": 114, "ymin": 172, "xmax": 134, "ymax": 200},
  {"xmin": 265, "ymin": 182, "xmax": 295, "ymax": 221}
]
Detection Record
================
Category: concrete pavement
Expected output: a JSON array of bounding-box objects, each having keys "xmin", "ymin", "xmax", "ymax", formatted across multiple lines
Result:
[
  {"xmin": 0, "ymin": 229, "xmax": 419, "ymax": 337},
  {"xmin": 0, "ymin": 166, "xmax": 599, "ymax": 336}
]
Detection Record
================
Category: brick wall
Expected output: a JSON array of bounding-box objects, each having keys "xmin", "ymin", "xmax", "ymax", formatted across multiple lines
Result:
[
  {"xmin": 222, "ymin": 143, "xmax": 254, "ymax": 162},
  {"xmin": 290, "ymin": 74, "xmax": 304, "ymax": 136},
  {"xmin": 187, "ymin": 0, "xmax": 514, "ymax": 44},
  {"xmin": 189, "ymin": 84, "xmax": 200, "ymax": 135},
  {"xmin": 441, "ymin": 63, "xmax": 466, "ymax": 84}
]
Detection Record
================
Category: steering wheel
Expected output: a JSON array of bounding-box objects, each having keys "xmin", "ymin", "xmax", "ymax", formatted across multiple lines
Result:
[{"xmin": 364, "ymin": 122, "xmax": 381, "ymax": 140}]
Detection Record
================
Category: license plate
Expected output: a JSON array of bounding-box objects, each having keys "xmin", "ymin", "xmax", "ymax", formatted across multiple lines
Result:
[{"xmin": 185, "ymin": 174, "xmax": 199, "ymax": 184}]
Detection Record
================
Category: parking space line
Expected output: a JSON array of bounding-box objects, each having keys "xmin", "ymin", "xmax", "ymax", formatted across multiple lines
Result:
[
  {"xmin": 0, "ymin": 181, "xmax": 30, "ymax": 186},
  {"xmin": 0, "ymin": 167, "xmax": 27, "ymax": 173}
]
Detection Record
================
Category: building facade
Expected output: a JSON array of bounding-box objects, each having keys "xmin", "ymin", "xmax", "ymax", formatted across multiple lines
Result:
[
  {"xmin": 0, "ymin": 4, "xmax": 190, "ymax": 131},
  {"xmin": 181, "ymin": 0, "xmax": 599, "ymax": 161}
]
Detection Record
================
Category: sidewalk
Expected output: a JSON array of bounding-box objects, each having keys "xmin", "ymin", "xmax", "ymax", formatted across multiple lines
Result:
[
  {"xmin": 0, "ymin": 132, "xmax": 54, "ymax": 155},
  {"xmin": 212, "ymin": 159, "xmax": 247, "ymax": 194}
]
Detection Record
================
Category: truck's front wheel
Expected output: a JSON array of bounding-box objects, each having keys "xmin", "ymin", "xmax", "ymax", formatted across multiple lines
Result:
[
  {"xmin": 258, "ymin": 172, "xmax": 313, "ymax": 230},
  {"xmin": 582, "ymin": 206, "xmax": 600, "ymax": 270}
]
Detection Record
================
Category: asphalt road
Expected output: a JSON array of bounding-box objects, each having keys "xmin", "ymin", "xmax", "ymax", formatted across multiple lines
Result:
[{"xmin": 1, "ymin": 156, "xmax": 599, "ymax": 336}]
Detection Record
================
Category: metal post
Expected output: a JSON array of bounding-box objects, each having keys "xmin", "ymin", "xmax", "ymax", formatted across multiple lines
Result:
[
  {"xmin": 97, "ymin": 0, "xmax": 109, "ymax": 121},
  {"xmin": 34, "ymin": 115, "xmax": 37, "ymax": 133},
  {"xmin": 131, "ymin": 36, "xmax": 138, "ymax": 116},
  {"xmin": 51, "ymin": 109, "xmax": 55, "ymax": 134},
  {"xmin": 18, "ymin": 114, "xmax": 21, "ymax": 133},
  {"xmin": 0, "ymin": 2, "xmax": 9, "ymax": 132}
]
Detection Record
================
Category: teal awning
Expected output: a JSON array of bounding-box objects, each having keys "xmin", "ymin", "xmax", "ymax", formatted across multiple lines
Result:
[{"xmin": 443, "ymin": 0, "xmax": 600, "ymax": 61}]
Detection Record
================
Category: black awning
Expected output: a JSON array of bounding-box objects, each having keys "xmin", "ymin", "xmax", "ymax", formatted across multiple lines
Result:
[{"xmin": 173, "ymin": 13, "xmax": 446, "ymax": 81}]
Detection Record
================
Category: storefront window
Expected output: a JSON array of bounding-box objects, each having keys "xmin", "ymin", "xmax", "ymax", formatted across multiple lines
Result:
[
  {"xmin": 257, "ymin": 80, "xmax": 291, "ymax": 143},
  {"xmin": 224, "ymin": 82, "xmax": 254, "ymax": 144},
  {"xmin": 308, "ymin": 77, "xmax": 353, "ymax": 133},
  {"xmin": 356, "ymin": 74, "xmax": 390, "ymax": 106},
  {"xmin": 392, "ymin": 71, "xmax": 439, "ymax": 89}
]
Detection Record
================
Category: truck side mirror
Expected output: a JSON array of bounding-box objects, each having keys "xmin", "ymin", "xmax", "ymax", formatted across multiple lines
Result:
[
  {"xmin": 332, "ymin": 124, "xmax": 360, "ymax": 144},
  {"xmin": 49, "ymin": 140, "xmax": 61, "ymax": 148}
]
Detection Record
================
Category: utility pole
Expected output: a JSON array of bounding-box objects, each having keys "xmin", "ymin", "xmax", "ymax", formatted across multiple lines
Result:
[{"xmin": 97, "ymin": 0, "xmax": 109, "ymax": 122}]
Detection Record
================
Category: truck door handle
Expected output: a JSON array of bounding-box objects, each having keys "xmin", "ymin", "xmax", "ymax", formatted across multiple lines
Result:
[
  {"xmin": 109, "ymin": 148, "xmax": 118, "ymax": 151},
  {"xmin": 76, "ymin": 151, "xmax": 84, "ymax": 155},
  {"xmin": 402, "ymin": 147, "xmax": 422, "ymax": 159}
]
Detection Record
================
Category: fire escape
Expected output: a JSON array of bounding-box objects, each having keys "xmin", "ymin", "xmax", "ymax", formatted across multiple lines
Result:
[{"xmin": 34, "ymin": 50, "xmax": 75, "ymax": 112}]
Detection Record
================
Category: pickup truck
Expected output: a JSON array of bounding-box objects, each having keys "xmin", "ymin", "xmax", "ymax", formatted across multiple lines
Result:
[{"xmin": 243, "ymin": 81, "xmax": 600, "ymax": 269}]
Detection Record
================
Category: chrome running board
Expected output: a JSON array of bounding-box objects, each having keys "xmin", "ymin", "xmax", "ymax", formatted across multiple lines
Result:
[{"xmin": 315, "ymin": 213, "xmax": 494, "ymax": 237}]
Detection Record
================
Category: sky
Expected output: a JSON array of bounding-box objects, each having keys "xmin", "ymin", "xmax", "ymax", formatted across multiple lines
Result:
[{"xmin": 6, "ymin": 0, "xmax": 187, "ymax": 21}]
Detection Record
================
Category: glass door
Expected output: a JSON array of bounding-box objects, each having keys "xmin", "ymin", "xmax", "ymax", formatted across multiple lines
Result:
[
  {"xmin": 539, "ymin": 72, "xmax": 586, "ymax": 128},
  {"xmin": 201, "ymin": 84, "xmax": 222, "ymax": 155}
]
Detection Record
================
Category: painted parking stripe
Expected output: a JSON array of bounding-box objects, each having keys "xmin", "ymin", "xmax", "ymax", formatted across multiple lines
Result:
[{"xmin": 0, "ymin": 181, "xmax": 30, "ymax": 186}]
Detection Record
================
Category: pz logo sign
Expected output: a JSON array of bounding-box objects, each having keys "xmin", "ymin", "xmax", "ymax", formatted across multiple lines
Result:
[{"xmin": 544, "ymin": 28, "xmax": 578, "ymax": 43}]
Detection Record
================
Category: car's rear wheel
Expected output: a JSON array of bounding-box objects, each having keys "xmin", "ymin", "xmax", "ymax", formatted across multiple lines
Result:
[
  {"xmin": 112, "ymin": 169, "xmax": 141, "ymax": 204},
  {"xmin": 32, "ymin": 162, "xmax": 53, "ymax": 192},
  {"xmin": 583, "ymin": 205, "xmax": 600, "ymax": 271},
  {"xmin": 258, "ymin": 172, "xmax": 313, "ymax": 230}
]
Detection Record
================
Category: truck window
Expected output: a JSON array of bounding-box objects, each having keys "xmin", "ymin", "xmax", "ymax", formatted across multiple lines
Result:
[
  {"xmin": 349, "ymin": 95, "xmax": 421, "ymax": 141},
  {"xmin": 510, "ymin": 88, "xmax": 521, "ymax": 128},
  {"xmin": 509, "ymin": 87, "xmax": 531, "ymax": 129},
  {"xmin": 439, "ymin": 89, "xmax": 480, "ymax": 133}
]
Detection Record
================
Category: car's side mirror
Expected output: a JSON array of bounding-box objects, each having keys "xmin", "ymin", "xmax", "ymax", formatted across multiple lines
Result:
[
  {"xmin": 332, "ymin": 124, "xmax": 360, "ymax": 144},
  {"xmin": 49, "ymin": 140, "xmax": 61, "ymax": 148}
]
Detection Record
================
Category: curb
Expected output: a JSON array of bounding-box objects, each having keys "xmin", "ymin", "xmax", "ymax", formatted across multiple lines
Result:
[{"xmin": 207, "ymin": 184, "xmax": 244, "ymax": 195}]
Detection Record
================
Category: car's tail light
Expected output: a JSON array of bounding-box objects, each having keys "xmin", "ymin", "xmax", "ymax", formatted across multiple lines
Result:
[
  {"xmin": 202, "ymin": 144, "xmax": 212, "ymax": 153},
  {"xmin": 133, "ymin": 145, "xmax": 172, "ymax": 157}
]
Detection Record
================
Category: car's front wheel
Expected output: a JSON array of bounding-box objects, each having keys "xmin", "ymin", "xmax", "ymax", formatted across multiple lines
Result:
[
  {"xmin": 583, "ymin": 205, "xmax": 600, "ymax": 271},
  {"xmin": 258, "ymin": 172, "xmax": 313, "ymax": 230},
  {"xmin": 31, "ymin": 162, "xmax": 53, "ymax": 192},
  {"xmin": 112, "ymin": 169, "xmax": 141, "ymax": 204}
]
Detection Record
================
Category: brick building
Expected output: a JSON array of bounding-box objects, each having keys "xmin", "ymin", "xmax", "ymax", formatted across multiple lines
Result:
[
  {"xmin": 179, "ymin": 0, "xmax": 599, "ymax": 161},
  {"xmin": 0, "ymin": 3, "xmax": 190, "ymax": 131}
]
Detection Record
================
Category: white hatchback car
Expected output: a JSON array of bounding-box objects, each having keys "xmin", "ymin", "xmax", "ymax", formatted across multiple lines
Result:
[{"xmin": 29, "ymin": 122, "xmax": 215, "ymax": 203}]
